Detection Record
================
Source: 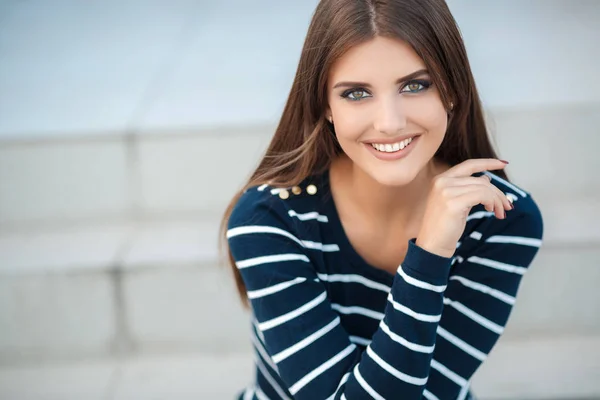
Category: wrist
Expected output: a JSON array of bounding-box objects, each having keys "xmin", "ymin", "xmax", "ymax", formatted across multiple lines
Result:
[{"xmin": 415, "ymin": 237, "xmax": 455, "ymax": 258}]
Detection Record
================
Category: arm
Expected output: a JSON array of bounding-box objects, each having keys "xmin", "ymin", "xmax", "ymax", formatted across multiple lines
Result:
[
  {"xmin": 425, "ymin": 199, "xmax": 544, "ymax": 398},
  {"xmin": 228, "ymin": 194, "xmax": 454, "ymax": 399}
]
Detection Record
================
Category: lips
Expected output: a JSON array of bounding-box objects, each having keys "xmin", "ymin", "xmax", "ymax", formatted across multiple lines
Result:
[{"xmin": 364, "ymin": 134, "xmax": 420, "ymax": 161}]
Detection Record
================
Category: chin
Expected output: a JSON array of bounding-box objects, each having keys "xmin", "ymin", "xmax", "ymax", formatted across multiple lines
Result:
[{"xmin": 366, "ymin": 165, "xmax": 421, "ymax": 187}]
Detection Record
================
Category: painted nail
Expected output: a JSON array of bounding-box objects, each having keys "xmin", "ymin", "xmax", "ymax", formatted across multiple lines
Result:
[{"xmin": 499, "ymin": 160, "xmax": 509, "ymax": 164}]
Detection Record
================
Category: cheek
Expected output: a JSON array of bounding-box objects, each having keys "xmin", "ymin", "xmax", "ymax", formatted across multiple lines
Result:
[
  {"xmin": 409, "ymin": 99, "xmax": 448, "ymax": 134},
  {"xmin": 331, "ymin": 105, "xmax": 370, "ymax": 142}
]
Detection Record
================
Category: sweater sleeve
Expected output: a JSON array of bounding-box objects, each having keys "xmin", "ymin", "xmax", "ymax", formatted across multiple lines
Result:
[
  {"xmin": 228, "ymin": 190, "xmax": 455, "ymax": 399},
  {"xmin": 424, "ymin": 196, "xmax": 544, "ymax": 399}
]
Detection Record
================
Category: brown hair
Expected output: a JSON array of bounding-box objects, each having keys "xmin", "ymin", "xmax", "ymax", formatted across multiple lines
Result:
[{"xmin": 220, "ymin": 0, "xmax": 507, "ymax": 303}]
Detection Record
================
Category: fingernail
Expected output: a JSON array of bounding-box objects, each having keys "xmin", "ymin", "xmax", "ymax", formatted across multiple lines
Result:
[
  {"xmin": 510, "ymin": 202, "xmax": 515, "ymax": 210},
  {"xmin": 499, "ymin": 160, "xmax": 509, "ymax": 164}
]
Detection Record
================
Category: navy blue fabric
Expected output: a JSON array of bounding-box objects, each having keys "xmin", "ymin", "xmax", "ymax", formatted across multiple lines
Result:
[{"xmin": 228, "ymin": 171, "xmax": 543, "ymax": 400}]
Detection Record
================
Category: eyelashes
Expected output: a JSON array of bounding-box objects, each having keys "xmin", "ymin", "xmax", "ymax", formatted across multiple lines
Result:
[{"xmin": 340, "ymin": 79, "xmax": 433, "ymax": 102}]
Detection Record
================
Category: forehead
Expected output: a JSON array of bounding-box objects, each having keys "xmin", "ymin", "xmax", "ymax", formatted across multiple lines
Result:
[{"xmin": 329, "ymin": 36, "xmax": 427, "ymax": 84}]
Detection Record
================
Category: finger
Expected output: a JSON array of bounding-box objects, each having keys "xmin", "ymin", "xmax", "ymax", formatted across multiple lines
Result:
[
  {"xmin": 489, "ymin": 183, "xmax": 513, "ymax": 211},
  {"xmin": 492, "ymin": 189, "xmax": 506, "ymax": 219},
  {"xmin": 451, "ymin": 186, "xmax": 502, "ymax": 216},
  {"xmin": 444, "ymin": 158, "xmax": 508, "ymax": 178},
  {"xmin": 447, "ymin": 175, "xmax": 493, "ymax": 187},
  {"xmin": 452, "ymin": 183, "xmax": 508, "ymax": 218}
]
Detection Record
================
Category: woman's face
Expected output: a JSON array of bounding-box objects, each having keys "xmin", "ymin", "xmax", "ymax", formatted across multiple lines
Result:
[{"xmin": 327, "ymin": 36, "xmax": 449, "ymax": 186}]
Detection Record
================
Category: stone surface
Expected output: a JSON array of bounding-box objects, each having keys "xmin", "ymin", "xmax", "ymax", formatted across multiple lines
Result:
[
  {"xmin": 123, "ymin": 265, "xmax": 252, "ymax": 354},
  {"xmin": 0, "ymin": 139, "xmax": 132, "ymax": 226},
  {"xmin": 0, "ymin": 273, "xmax": 116, "ymax": 362},
  {"xmin": 0, "ymin": 359, "xmax": 117, "ymax": 400}
]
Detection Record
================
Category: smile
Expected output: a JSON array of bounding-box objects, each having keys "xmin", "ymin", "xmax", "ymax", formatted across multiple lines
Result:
[
  {"xmin": 364, "ymin": 135, "xmax": 420, "ymax": 161},
  {"xmin": 370, "ymin": 137, "xmax": 413, "ymax": 153}
]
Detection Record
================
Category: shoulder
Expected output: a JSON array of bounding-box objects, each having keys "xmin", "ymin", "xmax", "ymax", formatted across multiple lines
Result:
[{"xmin": 227, "ymin": 179, "xmax": 324, "ymax": 232}]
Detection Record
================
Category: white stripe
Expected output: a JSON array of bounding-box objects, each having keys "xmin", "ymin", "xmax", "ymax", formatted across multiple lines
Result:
[
  {"xmin": 255, "ymin": 387, "xmax": 269, "ymax": 400},
  {"xmin": 458, "ymin": 382, "xmax": 471, "ymax": 400},
  {"xmin": 288, "ymin": 210, "xmax": 329, "ymax": 223},
  {"xmin": 452, "ymin": 255, "xmax": 464, "ymax": 266},
  {"xmin": 443, "ymin": 297, "xmax": 504, "ymax": 334},
  {"xmin": 227, "ymin": 225, "xmax": 302, "ymax": 243},
  {"xmin": 257, "ymin": 184, "xmax": 268, "ymax": 191},
  {"xmin": 467, "ymin": 256, "xmax": 527, "ymax": 275},
  {"xmin": 380, "ymin": 320, "xmax": 435, "ymax": 353},
  {"xmin": 326, "ymin": 373, "xmax": 350, "ymax": 400},
  {"xmin": 317, "ymin": 273, "xmax": 391, "ymax": 292},
  {"xmin": 469, "ymin": 231, "xmax": 482, "ymax": 240},
  {"xmin": 398, "ymin": 265, "xmax": 447, "ymax": 292},
  {"xmin": 449, "ymin": 275, "xmax": 515, "ymax": 305},
  {"xmin": 227, "ymin": 225, "xmax": 339, "ymax": 252},
  {"xmin": 330, "ymin": 304, "xmax": 384, "ymax": 320},
  {"xmin": 237, "ymin": 254, "xmax": 309, "ymax": 269},
  {"xmin": 456, "ymin": 241, "xmax": 462, "ymax": 248},
  {"xmin": 254, "ymin": 351, "xmax": 291, "ymax": 400},
  {"xmin": 272, "ymin": 317, "xmax": 341, "ymax": 363},
  {"xmin": 243, "ymin": 387, "xmax": 255, "ymax": 400},
  {"xmin": 366, "ymin": 346, "xmax": 428, "ymax": 386},
  {"xmin": 354, "ymin": 364, "xmax": 386, "ymax": 400},
  {"xmin": 423, "ymin": 389, "xmax": 441, "ymax": 400},
  {"xmin": 251, "ymin": 329, "xmax": 279, "ymax": 373},
  {"xmin": 349, "ymin": 336, "xmax": 372, "ymax": 347},
  {"xmin": 486, "ymin": 235, "xmax": 542, "ymax": 247},
  {"xmin": 289, "ymin": 344, "xmax": 356, "ymax": 394},
  {"xmin": 483, "ymin": 171, "xmax": 528, "ymax": 198},
  {"xmin": 259, "ymin": 291, "xmax": 328, "ymax": 331},
  {"xmin": 437, "ymin": 326, "xmax": 487, "ymax": 361},
  {"xmin": 388, "ymin": 293, "xmax": 442, "ymax": 322},
  {"xmin": 466, "ymin": 211, "xmax": 494, "ymax": 222},
  {"xmin": 506, "ymin": 193, "xmax": 519, "ymax": 203},
  {"xmin": 253, "ymin": 318, "xmax": 265, "ymax": 342},
  {"xmin": 270, "ymin": 188, "xmax": 282, "ymax": 195},
  {"xmin": 302, "ymin": 241, "xmax": 340, "ymax": 252},
  {"xmin": 248, "ymin": 277, "xmax": 307, "ymax": 300},
  {"xmin": 431, "ymin": 359, "xmax": 468, "ymax": 387}
]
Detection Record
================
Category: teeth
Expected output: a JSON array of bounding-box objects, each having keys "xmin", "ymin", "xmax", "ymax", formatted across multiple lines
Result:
[{"xmin": 371, "ymin": 137, "xmax": 414, "ymax": 153}]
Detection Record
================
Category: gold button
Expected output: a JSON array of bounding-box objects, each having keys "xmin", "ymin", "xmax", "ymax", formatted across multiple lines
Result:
[
  {"xmin": 306, "ymin": 184, "xmax": 317, "ymax": 195},
  {"xmin": 278, "ymin": 189, "xmax": 290, "ymax": 200},
  {"xmin": 291, "ymin": 186, "xmax": 302, "ymax": 195}
]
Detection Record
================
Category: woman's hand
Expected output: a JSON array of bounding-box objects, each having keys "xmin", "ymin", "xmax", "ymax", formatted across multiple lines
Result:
[{"xmin": 416, "ymin": 159, "xmax": 513, "ymax": 258}]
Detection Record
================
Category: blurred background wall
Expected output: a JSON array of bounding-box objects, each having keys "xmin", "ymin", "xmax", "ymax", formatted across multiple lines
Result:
[{"xmin": 0, "ymin": 0, "xmax": 598, "ymax": 399}]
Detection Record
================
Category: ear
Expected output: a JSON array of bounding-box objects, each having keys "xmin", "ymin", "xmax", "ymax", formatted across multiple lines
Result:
[{"xmin": 325, "ymin": 105, "xmax": 332, "ymax": 122}]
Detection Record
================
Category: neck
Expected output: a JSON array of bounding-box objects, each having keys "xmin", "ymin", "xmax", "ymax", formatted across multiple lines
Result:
[{"xmin": 331, "ymin": 155, "xmax": 443, "ymax": 228}]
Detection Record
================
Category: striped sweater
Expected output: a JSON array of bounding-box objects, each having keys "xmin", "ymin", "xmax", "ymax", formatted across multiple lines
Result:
[{"xmin": 227, "ymin": 170, "xmax": 544, "ymax": 400}]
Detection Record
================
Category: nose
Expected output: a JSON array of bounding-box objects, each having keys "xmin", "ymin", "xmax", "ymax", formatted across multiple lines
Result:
[{"xmin": 373, "ymin": 97, "xmax": 407, "ymax": 136}]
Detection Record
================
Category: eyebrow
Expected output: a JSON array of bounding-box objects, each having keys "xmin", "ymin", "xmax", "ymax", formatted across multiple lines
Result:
[{"xmin": 332, "ymin": 68, "xmax": 429, "ymax": 89}]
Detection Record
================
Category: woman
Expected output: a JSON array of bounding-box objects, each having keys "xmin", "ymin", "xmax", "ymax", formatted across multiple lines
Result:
[{"xmin": 221, "ymin": 0, "xmax": 544, "ymax": 399}]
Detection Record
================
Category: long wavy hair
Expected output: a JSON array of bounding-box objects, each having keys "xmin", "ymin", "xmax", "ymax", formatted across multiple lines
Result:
[{"xmin": 220, "ymin": 0, "xmax": 507, "ymax": 303}]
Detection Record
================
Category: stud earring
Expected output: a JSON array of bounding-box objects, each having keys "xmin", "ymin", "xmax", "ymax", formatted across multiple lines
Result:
[
  {"xmin": 449, "ymin": 102, "xmax": 454, "ymax": 111},
  {"xmin": 328, "ymin": 116, "xmax": 333, "ymax": 124}
]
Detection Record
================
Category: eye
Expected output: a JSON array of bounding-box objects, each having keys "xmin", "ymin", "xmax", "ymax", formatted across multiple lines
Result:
[
  {"xmin": 401, "ymin": 79, "xmax": 432, "ymax": 94},
  {"xmin": 341, "ymin": 88, "xmax": 372, "ymax": 102}
]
